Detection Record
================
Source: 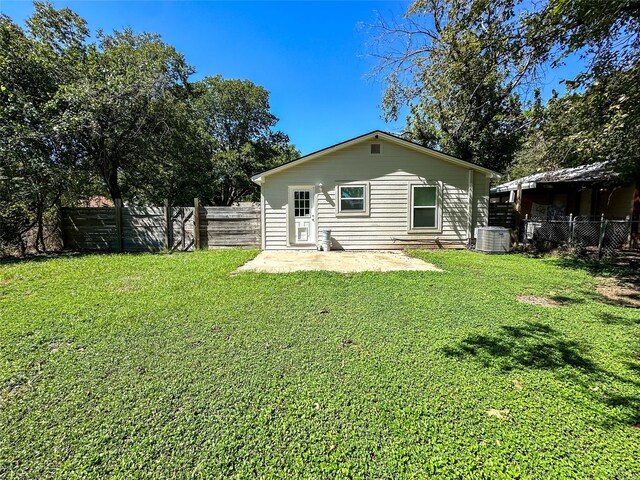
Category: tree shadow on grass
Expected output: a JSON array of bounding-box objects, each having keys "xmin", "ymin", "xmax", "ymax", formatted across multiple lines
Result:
[
  {"xmin": 550, "ymin": 256, "xmax": 640, "ymax": 283},
  {"xmin": 0, "ymin": 251, "xmax": 109, "ymax": 266},
  {"xmin": 443, "ymin": 322, "xmax": 597, "ymax": 373},
  {"xmin": 550, "ymin": 256, "xmax": 640, "ymax": 308},
  {"xmin": 443, "ymin": 321, "xmax": 640, "ymax": 427},
  {"xmin": 598, "ymin": 311, "xmax": 640, "ymax": 326},
  {"xmin": 547, "ymin": 295, "xmax": 586, "ymax": 305},
  {"xmin": 0, "ymin": 250, "xmax": 173, "ymax": 266}
]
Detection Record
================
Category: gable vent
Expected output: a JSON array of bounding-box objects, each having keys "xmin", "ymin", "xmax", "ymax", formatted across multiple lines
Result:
[{"xmin": 370, "ymin": 143, "xmax": 381, "ymax": 154}]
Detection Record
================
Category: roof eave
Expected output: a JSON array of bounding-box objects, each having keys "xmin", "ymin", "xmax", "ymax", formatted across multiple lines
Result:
[{"xmin": 490, "ymin": 181, "xmax": 537, "ymax": 194}]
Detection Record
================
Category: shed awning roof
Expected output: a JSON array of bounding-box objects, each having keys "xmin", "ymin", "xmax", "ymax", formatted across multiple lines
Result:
[{"xmin": 490, "ymin": 162, "xmax": 617, "ymax": 194}]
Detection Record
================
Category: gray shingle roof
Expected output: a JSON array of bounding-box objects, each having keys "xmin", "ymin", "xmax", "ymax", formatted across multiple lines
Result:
[{"xmin": 491, "ymin": 162, "xmax": 616, "ymax": 193}]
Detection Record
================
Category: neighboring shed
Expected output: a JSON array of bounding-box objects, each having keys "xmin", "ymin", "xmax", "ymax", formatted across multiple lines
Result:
[
  {"xmin": 251, "ymin": 130, "xmax": 499, "ymax": 250},
  {"xmin": 490, "ymin": 162, "xmax": 634, "ymax": 220}
]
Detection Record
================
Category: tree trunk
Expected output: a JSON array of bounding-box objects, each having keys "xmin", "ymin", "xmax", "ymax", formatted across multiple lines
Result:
[
  {"xmin": 34, "ymin": 198, "xmax": 45, "ymax": 253},
  {"xmin": 19, "ymin": 236, "xmax": 26, "ymax": 257},
  {"xmin": 36, "ymin": 221, "xmax": 45, "ymax": 253},
  {"xmin": 631, "ymin": 177, "xmax": 640, "ymax": 249},
  {"xmin": 106, "ymin": 164, "xmax": 122, "ymax": 202},
  {"xmin": 216, "ymin": 182, "xmax": 235, "ymax": 206}
]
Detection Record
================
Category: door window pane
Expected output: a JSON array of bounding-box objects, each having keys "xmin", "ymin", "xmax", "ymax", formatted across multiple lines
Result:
[{"xmin": 294, "ymin": 190, "xmax": 310, "ymax": 217}]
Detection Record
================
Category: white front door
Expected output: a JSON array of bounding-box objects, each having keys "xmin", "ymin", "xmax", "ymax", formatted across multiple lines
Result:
[{"xmin": 290, "ymin": 187, "xmax": 315, "ymax": 245}]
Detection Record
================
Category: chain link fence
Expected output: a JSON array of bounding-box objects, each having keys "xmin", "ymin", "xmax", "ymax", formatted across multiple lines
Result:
[{"xmin": 522, "ymin": 215, "xmax": 638, "ymax": 258}]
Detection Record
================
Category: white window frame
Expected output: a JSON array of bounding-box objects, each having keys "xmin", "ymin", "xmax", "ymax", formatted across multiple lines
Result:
[
  {"xmin": 408, "ymin": 182, "xmax": 442, "ymax": 232},
  {"xmin": 335, "ymin": 182, "xmax": 369, "ymax": 217}
]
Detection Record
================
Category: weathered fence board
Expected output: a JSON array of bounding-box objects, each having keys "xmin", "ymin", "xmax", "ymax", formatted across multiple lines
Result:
[
  {"xmin": 198, "ymin": 206, "xmax": 261, "ymax": 248},
  {"xmin": 121, "ymin": 207, "xmax": 166, "ymax": 252},
  {"xmin": 61, "ymin": 208, "xmax": 118, "ymax": 251},
  {"xmin": 61, "ymin": 202, "xmax": 260, "ymax": 252},
  {"xmin": 488, "ymin": 202, "xmax": 515, "ymax": 229}
]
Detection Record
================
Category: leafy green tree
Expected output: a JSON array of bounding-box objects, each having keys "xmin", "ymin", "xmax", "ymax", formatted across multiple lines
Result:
[
  {"xmin": 512, "ymin": 66, "xmax": 640, "ymax": 245},
  {"xmin": 525, "ymin": 0, "xmax": 640, "ymax": 78},
  {"xmin": 520, "ymin": 0, "xmax": 640, "ymax": 242},
  {"xmin": 134, "ymin": 103, "xmax": 215, "ymax": 206},
  {"xmin": 191, "ymin": 76, "xmax": 298, "ymax": 205},
  {"xmin": 512, "ymin": 69, "xmax": 640, "ymax": 178},
  {"xmin": 1, "ymin": 2, "xmax": 298, "ymax": 256},
  {"xmin": 0, "ymin": 2, "xmax": 89, "ymax": 252},
  {"xmin": 56, "ymin": 28, "xmax": 195, "ymax": 203},
  {"xmin": 522, "ymin": 0, "xmax": 640, "ymax": 175},
  {"xmin": 371, "ymin": 0, "xmax": 542, "ymax": 171}
]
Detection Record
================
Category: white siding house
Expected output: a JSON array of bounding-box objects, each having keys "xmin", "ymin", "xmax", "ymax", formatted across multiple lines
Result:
[{"xmin": 252, "ymin": 131, "xmax": 499, "ymax": 250}]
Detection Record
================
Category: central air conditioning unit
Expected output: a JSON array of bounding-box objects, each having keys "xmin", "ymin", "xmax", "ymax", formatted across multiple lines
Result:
[{"xmin": 476, "ymin": 226, "xmax": 511, "ymax": 254}]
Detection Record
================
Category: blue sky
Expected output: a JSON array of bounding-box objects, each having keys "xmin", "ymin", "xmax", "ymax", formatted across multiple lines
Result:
[{"xmin": 1, "ymin": 1, "xmax": 582, "ymax": 155}]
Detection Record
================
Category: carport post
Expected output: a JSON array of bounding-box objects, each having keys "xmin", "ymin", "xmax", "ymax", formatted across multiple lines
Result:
[
  {"xmin": 598, "ymin": 216, "xmax": 607, "ymax": 259},
  {"xmin": 569, "ymin": 213, "xmax": 574, "ymax": 243},
  {"xmin": 514, "ymin": 183, "xmax": 523, "ymax": 245}
]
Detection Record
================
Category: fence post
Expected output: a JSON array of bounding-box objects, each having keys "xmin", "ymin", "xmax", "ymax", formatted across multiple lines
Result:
[
  {"xmin": 194, "ymin": 198, "xmax": 201, "ymax": 250},
  {"xmin": 164, "ymin": 199, "xmax": 171, "ymax": 251},
  {"xmin": 626, "ymin": 215, "xmax": 632, "ymax": 249},
  {"xmin": 115, "ymin": 199, "xmax": 124, "ymax": 253},
  {"xmin": 598, "ymin": 217, "xmax": 607, "ymax": 259}
]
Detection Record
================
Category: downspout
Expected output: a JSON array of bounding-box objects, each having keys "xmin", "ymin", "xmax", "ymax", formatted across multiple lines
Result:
[{"xmin": 467, "ymin": 169, "xmax": 474, "ymax": 243}]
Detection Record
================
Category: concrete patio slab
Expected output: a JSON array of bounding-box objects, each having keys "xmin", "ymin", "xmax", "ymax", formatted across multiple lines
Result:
[{"xmin": 234, "ymin": 250, "xmax": 443, "ymax": 274}]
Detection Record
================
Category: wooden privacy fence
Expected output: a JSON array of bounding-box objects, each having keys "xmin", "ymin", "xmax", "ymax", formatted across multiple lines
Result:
[
  {"xmin": 61, "ymin": 200, "xmax": 261, "ymax": 252},
  {"xmin": 488, "ymin": 202, "xmax": 516, "ymax": 229}
]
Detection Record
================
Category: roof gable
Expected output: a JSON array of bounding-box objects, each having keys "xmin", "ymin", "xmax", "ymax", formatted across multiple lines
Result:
[{"xmin": 252, "ymin": 131, "xmax": 499, "ymax": 184}]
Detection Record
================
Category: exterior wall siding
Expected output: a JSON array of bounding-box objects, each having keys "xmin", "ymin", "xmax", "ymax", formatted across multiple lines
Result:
[
  {"xmin": 262, "ymin": 139, "xmax": 492, "ymax": 250},
  {"xmin": 473, "ymin": 172, "xmax": 490, "ymax": 229},
  {"xmin": 601, "ymin": 185, "xmax": 634, "ymax": 219}
]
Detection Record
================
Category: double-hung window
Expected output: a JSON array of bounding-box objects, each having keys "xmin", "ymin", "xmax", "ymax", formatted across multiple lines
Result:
[
  {"xmin": 410, "ymin": 184, "xmax": 439, "ymax": 230},
  {"xmin": 336, "ymin": 183, "xmax": 369, "ymax": 215}
]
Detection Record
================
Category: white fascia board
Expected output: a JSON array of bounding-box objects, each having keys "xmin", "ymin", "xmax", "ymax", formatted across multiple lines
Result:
[{"xmin": 491, "ymin": 181, "xmax": 537, "ymax": 194}]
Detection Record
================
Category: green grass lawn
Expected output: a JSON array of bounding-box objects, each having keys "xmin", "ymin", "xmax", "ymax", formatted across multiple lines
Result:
[{"xmin": 1, "ymin": 250, "xmax": 639, "ymax": 479}]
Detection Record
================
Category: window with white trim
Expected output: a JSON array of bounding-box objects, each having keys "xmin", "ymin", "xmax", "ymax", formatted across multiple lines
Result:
[
  {"xmin": 337, "ymin": 184, "xmax": 368, "ymax": 215},
  {"xmin": 411, "ymin": 184, "xmax": 438, "ymax": 229}
]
